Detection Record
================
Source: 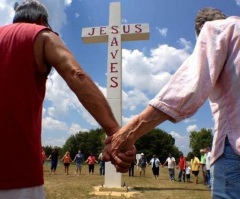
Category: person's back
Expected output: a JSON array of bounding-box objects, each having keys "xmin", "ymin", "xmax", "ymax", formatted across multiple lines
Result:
[
  {"xmin": 0, "ymin": 22, "xmax": 49, "ymax": 190},
  {"xmin": 166, "ymin": 156, "xmax": 175, "ymax": 168},
  {"xmin": 201, "ymin": 16, "xmax": 240, "ymax": 163},
  {"xmin": 139, "ymin": 156, "xmax": 147, "ymax": 168},
  {"xmin": 76, "ymin": 153, "xmax": 83, "ymax": 164}
]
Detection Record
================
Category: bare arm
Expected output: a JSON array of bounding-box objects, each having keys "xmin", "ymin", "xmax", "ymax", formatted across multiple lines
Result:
[
  {"xmin": 112, "ymin": 105, "xmax": 169, "ymax": 150},
  {"xmin": 72, "ymin": 155, "xmax": 76, "ymax": 162},
  {"xmin": 107, "ymin": 105, "xmax": 170, "ymax": 172},
  {"xmin": 34, "ymin": 30, "xmax": 119, "ymax": 136}
]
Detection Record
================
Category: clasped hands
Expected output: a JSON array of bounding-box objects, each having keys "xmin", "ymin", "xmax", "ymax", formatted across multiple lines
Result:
[{"xmin": 102, "ymin": 128, "xmax": 136, "ymax": 173}]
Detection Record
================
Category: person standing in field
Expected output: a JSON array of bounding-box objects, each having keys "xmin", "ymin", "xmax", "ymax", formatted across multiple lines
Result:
[
  {"xmin": 190, "ymin": 153, "xmax": 200, "ymax": 184},
  {"xmin": 200, "ymin": 149, "xmax": 207, "ymax": 185},
  {"xmin": 98, "ymin": 151, "xmax": 105, "ymax": 175},
  {"xmin": 48, "ymin": 147, "xmax": 59, "ymax": 175},
  {"xmin": 177, "ymin": 152, "xmax": 186, "ymax": 182},
  {"xmin": 162, "ymin": 153, "xmax": 176, "ymax": 181},
  {"xmin": 85, "ymin": 153, "xmax": 98, "ymax": 174},
  {"xmin": 61, "ymin": 151, "xmax": 72, "ymax": 175},
  {"xmin": 72, "ymin": 150, "xmax": 84, "ymax": 176},
  {"xmin": 185, "ymin": 161, "xmax": 191, "ymax": 183},
  {"xmin": 205, "ymin": 147, "xmax": 211, "ymax": 188},
  {"xmin": 149, "ymin": 154, "xmax": 161, "ymax": 179},
  {"xmin": 138, "ymin": 153, "xmax": 148, "ymax": 177},
  {"xmin": 128, "ymin": 160, "xmax": 136, "ymax": 177},
  {"xmin": 42, "ymin": 146, "xmax": 47, "ymax": 165}
]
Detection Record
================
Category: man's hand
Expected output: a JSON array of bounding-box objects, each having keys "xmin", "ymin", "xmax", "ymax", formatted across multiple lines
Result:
[
  {"xmin": 102, "ymin": 106, "xmax": 169, "ymax": 172},
  {"xmin": 102, "ymin": 134, "xmax": 136, "ymax": 173}
]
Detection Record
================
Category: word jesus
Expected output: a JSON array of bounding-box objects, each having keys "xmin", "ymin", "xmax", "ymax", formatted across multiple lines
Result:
[{"xmin": 87, "ymin": 24, "xmax": 144, "ymax": 36}]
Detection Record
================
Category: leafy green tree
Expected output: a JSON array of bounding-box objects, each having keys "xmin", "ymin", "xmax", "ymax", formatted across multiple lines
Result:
[
  {"xmin": 62, "ymin": 128, "xmax": 105, "ymax": 160},
  {"xmin": 135, "ymin": 128, "xmax": 180, "ymax": 163},
  {"xmin": 189, "ymin": 128, "xmax": 213, "ymax": 158},
  {"xmin": 43, "ymin": 145, "xmax": 53, "ymax": 157}
]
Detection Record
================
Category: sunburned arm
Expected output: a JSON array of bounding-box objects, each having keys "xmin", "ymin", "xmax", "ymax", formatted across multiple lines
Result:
[
  {"xmin": 34, "ymin": 30, "xmax": 119, "ymax": 136},
  {"xmin": 108, "ymin": 105, "xmax": 170, "ymax": 172},
  {"xmin": 112, "ymin": 105, "xmax": 170, "ymax": 150}
]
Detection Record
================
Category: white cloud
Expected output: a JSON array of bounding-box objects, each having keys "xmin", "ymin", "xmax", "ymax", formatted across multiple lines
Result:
[
  {"xmin": 0, "ymin": 0, "xmax": 72, "ymax": 32},
  {"xmin": 122, "ymin": 44, "xmax": 190, "ymax": 95},
  {"xmin": 44, "ymin": 69, "xmax": 102, "ymax": 128},
  {"xmin": 45, "ymin": 70, "xmax": 80, "ymax": 117},
  {"xmin": 68, "ymin": 123, "xmax": 88, "ymax": 135},
  {"xmin": 0, "ymin": 0, "xmax": 15, "ymax": 25},
  {"xmin": 186, "ymin": 124, "xmax": 198, "ymax": 133},
  {"xmin": 122, "ymin": 115, "xmax": 135, "ymax": 125},
  {"xmin": 42, "ymin": 117, "xmax": 68, "ymax": 132},
  {"xmin": 178, "ymin": 38, "xmax": 192, "ymax": 52},
  {"xmin": 122, "ymin": 18, "xmax": 128, "ymax": 23},
  {"xmin": 75, "ymin": 12, "xmax": 80, "ymax": 18},
  {"xmin": 170, "ymin": 131, "xmax": 190, "ymax": 155},
  {"xmin": 42, "ymin": 136, "xmax": 66, "ymax": 147},
  {"xmin": 156, "ymin": 27, "xmax": 168, "ymax": 37},
  {"xmin": 183, "ymin": 118, "xmax": 197, "ymax": 124},
  {"xmin": 64, "ymin": 0, "xmax": 72, "ymax": 5},
  {"xmin": 41, "ymin": 0, "xmax": 72, "ymax": 32},
  {"xmin": 122, "ymin": 89, "xmax": 149, "ymax": 111},
  {"xmin": 236, "ymin": 0, "xmax": 240, "ymax": 6}
]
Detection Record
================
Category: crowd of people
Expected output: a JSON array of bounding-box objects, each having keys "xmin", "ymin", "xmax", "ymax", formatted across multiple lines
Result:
[
  {"xmin": 43, "ymin": 146, "xmax": 211, "ymax": 189},
  {"xmin": 41, "ymin": 145, "xmax": 210, "ymax": 192},
  {"xmin": 124, "ymin": 150, "xmax": 211, "ymax": 188},
  {"xmin": 42, "ymin": 148, "xmax": 104, "ymax": 176}
]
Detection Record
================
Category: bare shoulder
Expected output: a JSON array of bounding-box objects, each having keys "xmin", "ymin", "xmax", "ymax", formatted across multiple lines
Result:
[
  {"xmin": 34, "ymin": 30, "xmax": 57, "ymax": 74},
  {"xmin": 34, "ymin": 29, "xmax": 73, "ymax": 73},
  {"xmin": 35, "ymin": 30, "xmax": 62, "ymax": 48}
]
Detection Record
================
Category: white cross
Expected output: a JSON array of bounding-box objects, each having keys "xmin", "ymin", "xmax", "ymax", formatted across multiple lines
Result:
[{"xmin": 82, "ymin": 2, "xmax": 149, "ymax": 188}]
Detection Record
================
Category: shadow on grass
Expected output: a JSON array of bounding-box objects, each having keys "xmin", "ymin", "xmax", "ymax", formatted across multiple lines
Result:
[{"xmin": 134, "ymin": 187, "xmax": 211, "ymax": 192}]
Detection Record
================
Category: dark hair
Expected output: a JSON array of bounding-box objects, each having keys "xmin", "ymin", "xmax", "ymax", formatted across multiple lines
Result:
[
  {"xmin": 195, "ymin": 7, "xmax": 227, "ymax": 36},
  {"xmin": 13, "ymin": 0, "xmax": 49, "ymax": 24}
]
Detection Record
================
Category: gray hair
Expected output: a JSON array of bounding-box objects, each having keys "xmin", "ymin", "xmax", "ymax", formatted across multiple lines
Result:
[{"xmin": 13, "ymin": 0, "xmax": 49, "ymax": 24}]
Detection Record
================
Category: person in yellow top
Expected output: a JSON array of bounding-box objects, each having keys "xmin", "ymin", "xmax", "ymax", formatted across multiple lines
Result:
[
  {"xmin": 61, "ymin": 151, "xmax": 72, "ymax": 175},
  {"xmin": 190, "ymin": 153, "xmax": 200, "ymax": 184}
]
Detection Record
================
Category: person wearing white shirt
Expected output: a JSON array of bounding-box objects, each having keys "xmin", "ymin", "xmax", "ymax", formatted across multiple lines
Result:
[
  {"xmin": 149, "ymin": 154, "xmax": 161, "ymax": 179},
  {"xmin": 205, "ymin": 147, "xmax": 211, "ymax": 188},
  {"xmin": 162, "ymin": 153, "xmax": 176, "ymax": 181}
]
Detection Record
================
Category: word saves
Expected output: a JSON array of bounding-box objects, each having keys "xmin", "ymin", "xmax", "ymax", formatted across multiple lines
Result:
[{"xmin": 87, "ymin": 24, "xmax": 144, "ymax": 88}]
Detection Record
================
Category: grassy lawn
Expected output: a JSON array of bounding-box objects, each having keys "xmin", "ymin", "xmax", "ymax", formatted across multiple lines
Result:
[{"xmin": 43, "ymin": 162, "xmax": 211, "ymax": 199}]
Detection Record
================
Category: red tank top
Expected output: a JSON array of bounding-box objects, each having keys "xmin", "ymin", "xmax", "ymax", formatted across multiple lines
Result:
[{"xmin": 0, "ymin": 23, "xmax": 49, "ymax": 189}]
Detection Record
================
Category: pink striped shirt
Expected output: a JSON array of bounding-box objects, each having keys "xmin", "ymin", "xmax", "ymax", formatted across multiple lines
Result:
[{"xmin": 149, "ymin": 16, "xmax": 240, "ymax": 165}]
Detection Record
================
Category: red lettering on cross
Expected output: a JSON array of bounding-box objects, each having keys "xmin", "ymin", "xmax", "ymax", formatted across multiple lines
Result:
[
  {"xmin": 111, "ymin": 37, "xmax": 119, "ymax": 46},
  {"xmin": 123, "ymin": 25, "xmax": 130, "ymax": 33},
  {"xmin": 100, "ymin": 27, "xmax": 107, "ymax": 35},
  {"xmin": 135, "ymin": 24, "xmax": 142, "ymax": 33},
  {"xmin": 110, "ymin": 77, "xmax": 118, "ymax": 88},
  {"xmin": 110, "ymin": 63, "xmax": 118, "ymax": 73},
  {"xmin": 111, "ymin": 26, "xmax": 119, "ymax": 34},
  {"xmin": 110, "ymin": 50, "xmax": 118, "ymax": 59}
]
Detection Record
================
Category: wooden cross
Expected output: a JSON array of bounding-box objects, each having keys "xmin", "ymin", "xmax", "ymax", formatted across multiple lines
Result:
[{"xmin": 82, "ymin": 2, "xmax": 149, "ymax": 188}]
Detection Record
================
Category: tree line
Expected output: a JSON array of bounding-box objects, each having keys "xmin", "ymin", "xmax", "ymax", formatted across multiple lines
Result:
[{"xmin": 43, "ymin": 127, "xmax": 213, "ymax": 164}]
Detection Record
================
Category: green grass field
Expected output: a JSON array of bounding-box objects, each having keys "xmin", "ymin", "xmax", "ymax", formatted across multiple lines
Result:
[{"xmin": 43, "ymin": 162, "xmax": 211, "ymax": 199}]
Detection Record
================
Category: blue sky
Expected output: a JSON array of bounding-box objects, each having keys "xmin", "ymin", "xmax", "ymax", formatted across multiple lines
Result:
[{"xmin": 1, "ymin": 0, "xmax": 240, "ymax": 155}]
